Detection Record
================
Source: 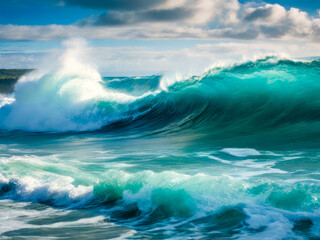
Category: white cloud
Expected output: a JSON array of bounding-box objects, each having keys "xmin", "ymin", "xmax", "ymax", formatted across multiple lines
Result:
[
  {"xmin": 287, "ymin": 8, "xmax": 313, "ymax": 36},
  {"xmin": 65, "ymin": 0, "xmax": 240, "ymax": 26},
  {"xmin": 243, "ymin": 4, "xmax": 287, "ymax": 24},
  {"xmin": 0, "ymin": 1, "xmax": 320, "ymax": 42}
]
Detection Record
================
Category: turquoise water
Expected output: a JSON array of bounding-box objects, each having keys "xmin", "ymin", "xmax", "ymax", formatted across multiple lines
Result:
[{"xmin": 0, "ymin": 57, "xmax": 320, "ymax": 239}]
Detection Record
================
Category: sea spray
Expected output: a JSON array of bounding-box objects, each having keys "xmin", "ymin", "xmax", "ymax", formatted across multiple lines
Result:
[{"xmin": 0, "ymin": 39, "xmax": 148, "ymax": 131}]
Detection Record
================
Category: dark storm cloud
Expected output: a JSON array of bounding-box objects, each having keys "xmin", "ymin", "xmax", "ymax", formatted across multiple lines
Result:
[
  {"xmin": 244, "ymin": 7, "xmax": 273, "ymax": 21},
  {"xmin": 87, "ymin": 12, "xmax": 134, "ymax": 26},
  {"xmin": 61, "ymin": 0, "xmax": 165, "ymax": 11},
  {"xmin": 79, "ymin": 8, "xmax": 193, "ymax": 26},
  {"xmin": 259, "ymin": 25, "xmax": 288, "ymax": 38},
  {"xmin": 140, "ymin": 8, "xmax": 192, "ymax": 22},
  {"xmin": 211, "ymin": 27, "xmax": 260, "ymax": 40}
]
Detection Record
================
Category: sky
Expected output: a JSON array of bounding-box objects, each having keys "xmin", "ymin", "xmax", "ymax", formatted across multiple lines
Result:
[{"xmin": 0, "ymin": 0, "xmax": 320, "ymax": 75}]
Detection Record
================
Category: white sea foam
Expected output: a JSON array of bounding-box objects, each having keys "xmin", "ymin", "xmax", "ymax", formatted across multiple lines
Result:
[
  {"xmin": 239, "ymin": 206, "xmax": 297, "ymax": 240},
  {"xmin": 0, "ymin": 94, "xmax": 15, "ymax": 108},
  {"xmin": 0, "ymin": 39, "xmax": 159, "ymax": 132},
  {"xmin": 221, "ymin": 148, "xmax": 261, "ymax": 157}
]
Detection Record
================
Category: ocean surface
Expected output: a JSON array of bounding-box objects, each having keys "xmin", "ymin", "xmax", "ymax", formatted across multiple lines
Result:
[{"xmin": 0, "ymin": 56, "xmax": 320, "ymax": 239}]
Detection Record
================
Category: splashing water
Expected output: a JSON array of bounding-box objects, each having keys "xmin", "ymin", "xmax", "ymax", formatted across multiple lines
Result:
[{"xmin": 0, "ymin": 39, "xmax": 156, "ymax": 131}]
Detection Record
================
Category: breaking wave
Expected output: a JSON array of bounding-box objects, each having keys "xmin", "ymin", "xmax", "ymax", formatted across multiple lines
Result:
[{"xmin": 0, "ymin": 41, "xmax": 320, "ymax": 141}]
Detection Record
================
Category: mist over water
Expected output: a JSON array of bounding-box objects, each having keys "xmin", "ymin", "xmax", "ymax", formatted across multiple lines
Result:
[{"xmin": 1, "ymin": 40, "xmax": 320, "ymax": 239}]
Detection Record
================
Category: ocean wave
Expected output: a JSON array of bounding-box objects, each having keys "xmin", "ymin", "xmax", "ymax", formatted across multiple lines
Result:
[
  {"xmin": 1, "ymin": 168, "xmax": 320, "ymax": 214},
  {"xmin": 1, "ymin": 55, "xmax": 320, "ymax": 138},
  {"xmin": 1, "ymin": 169, "xmax": 320, "ymax": 238}
]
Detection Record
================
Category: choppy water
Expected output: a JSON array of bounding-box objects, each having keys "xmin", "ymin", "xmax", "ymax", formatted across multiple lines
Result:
[{"xmin": 0, "ymin": 55, "xmax": 320, "ymax": 239}]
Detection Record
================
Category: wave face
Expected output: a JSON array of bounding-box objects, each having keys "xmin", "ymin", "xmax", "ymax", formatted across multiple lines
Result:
[
  {"xmin": 120, "ymin": 57, "xmax": 320, "ymax": 141},
  {"xmin": 1, "ymin": 57, "xmax": 320, "ymax": 141}
]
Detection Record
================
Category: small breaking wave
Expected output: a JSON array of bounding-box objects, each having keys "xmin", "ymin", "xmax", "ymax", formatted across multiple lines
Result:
[{"xmin": 1, "ymin": 168, "xmax": 320, "ymax": 238}]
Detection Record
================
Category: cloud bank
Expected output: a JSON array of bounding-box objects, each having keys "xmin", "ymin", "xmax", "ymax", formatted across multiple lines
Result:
[{"xmin": 1, "ymin": 0, "xmax": 320, "ymax": 41}]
